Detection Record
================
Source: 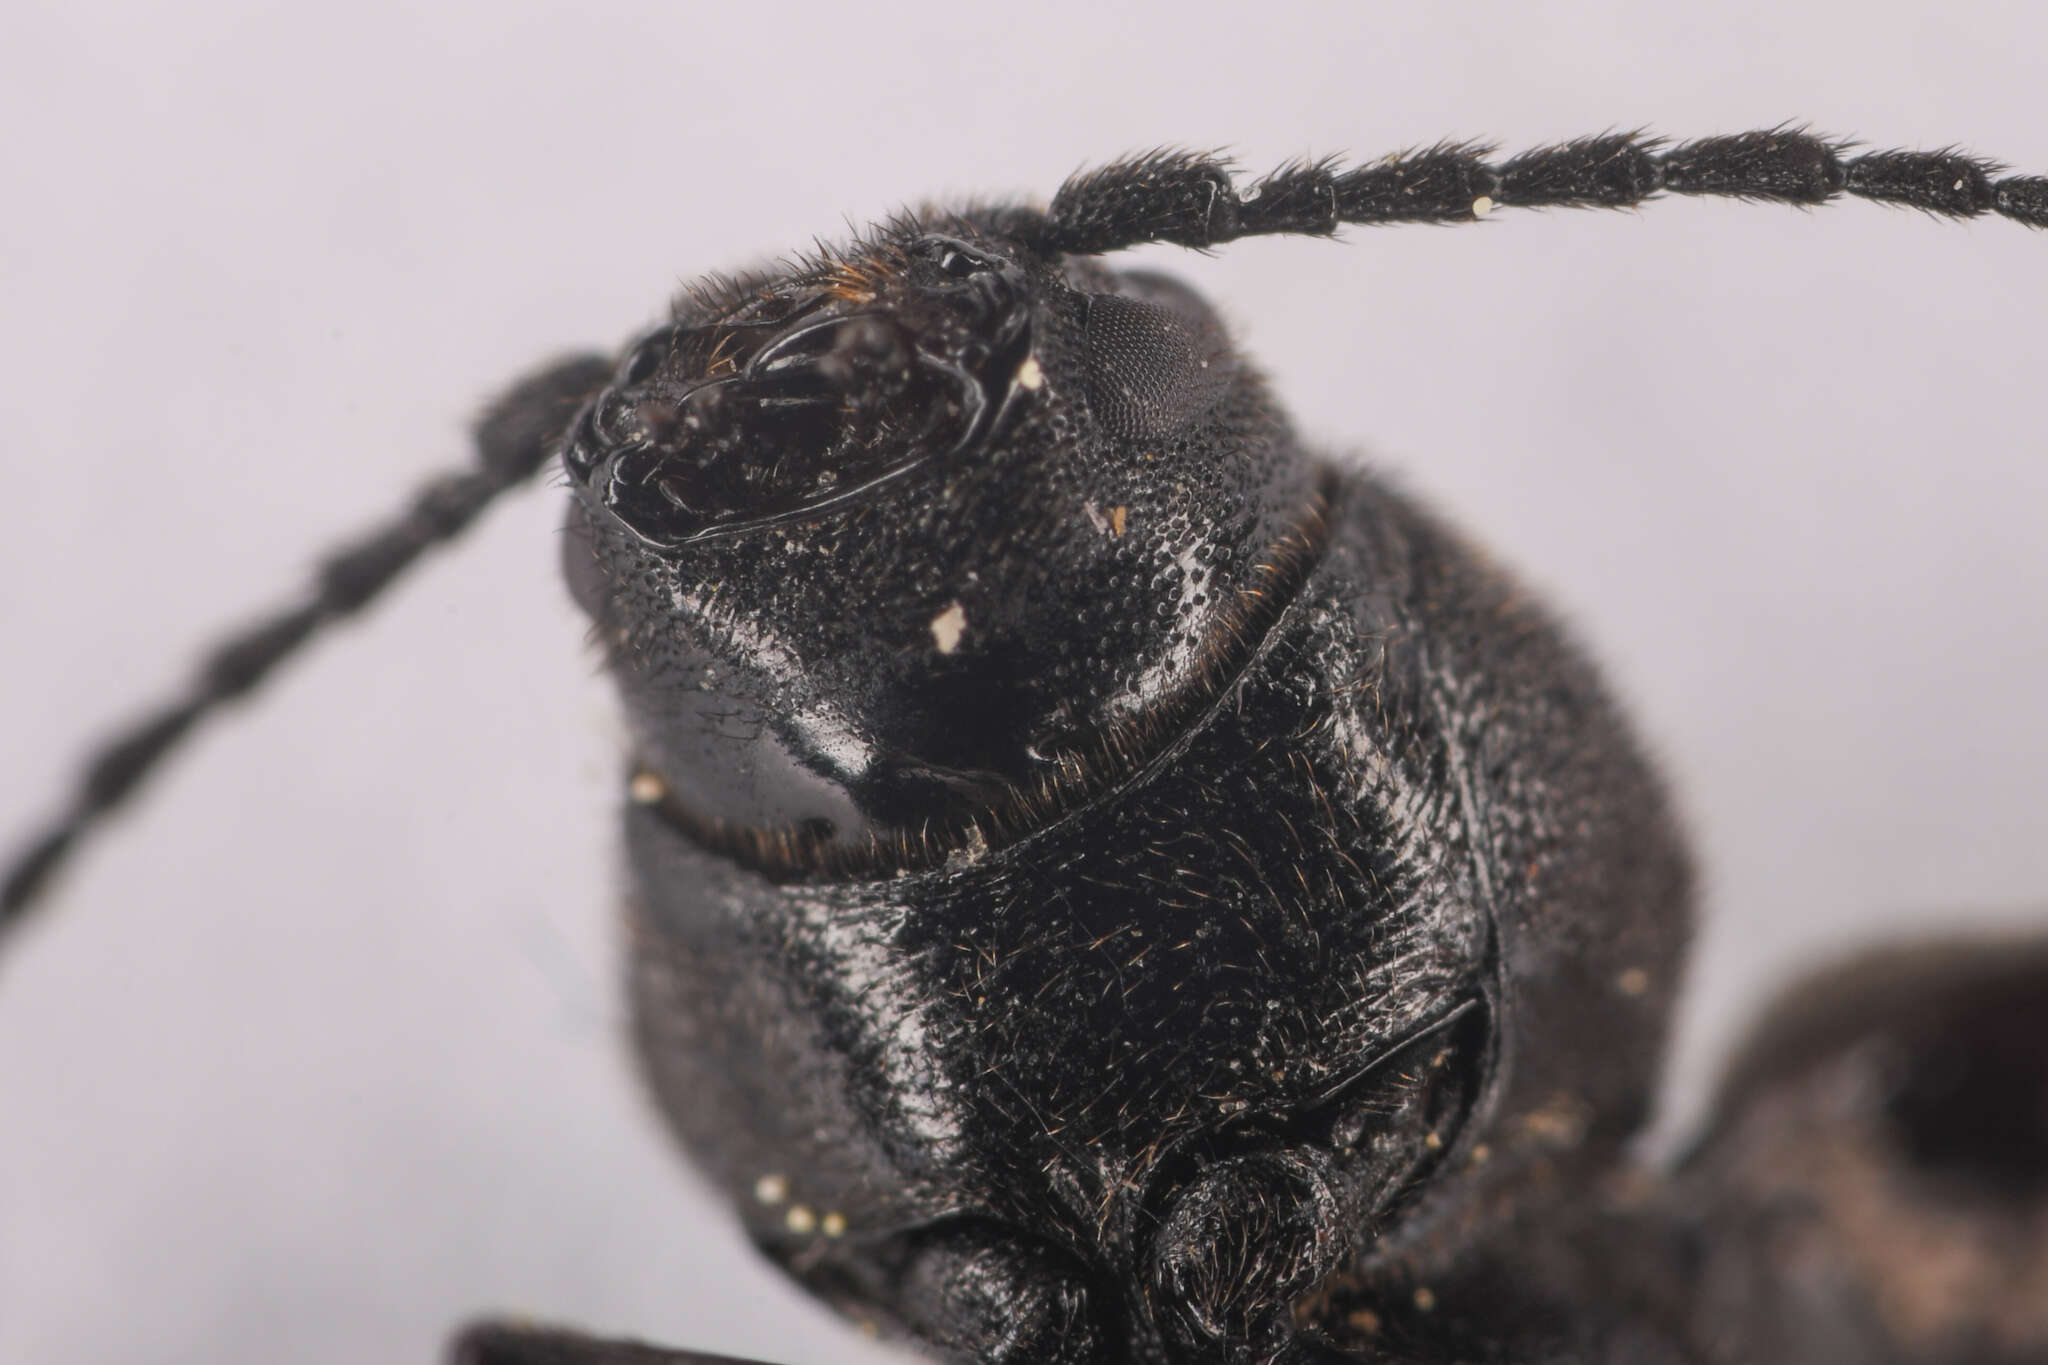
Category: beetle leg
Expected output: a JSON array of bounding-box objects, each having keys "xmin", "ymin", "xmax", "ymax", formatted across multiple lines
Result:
[
  {"xmin": 1676, "ymin": 935, "xmax": 2048, "ymax": 1363},
  {"xmin": 1144, "ymin": 1146, "xmax": 1346, "ymax": 1365},
  {"xmin": 450, "ymin": 1320, "xmax": 778, "ymax": 1365},
  {"xmin": 884, "ymin": 1222, "xmax": 1114, "ymax": 1365}
]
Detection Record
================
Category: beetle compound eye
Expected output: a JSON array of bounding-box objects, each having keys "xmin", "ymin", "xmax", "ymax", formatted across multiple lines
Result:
[{"xmin": 1083, "ymin": 271, "xmax": 1236, "ymax": 441}]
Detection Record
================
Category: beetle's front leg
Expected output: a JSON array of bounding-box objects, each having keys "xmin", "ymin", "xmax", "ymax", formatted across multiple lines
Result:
[
  {"xmin": 1143, "ymin": 1147, "xmax": 1348, "ymax": 1365},
  {"xmin": 454, "ymin": 1317, "xmax": 1383, "ymax": 1365},
  {"xmin": 452, "ymin": 1321, "xmax": 779, "ymax": 1365},
  {"xmin": 844, "ymin": 1223, "xmax": 1114, "ymax": 1365}
]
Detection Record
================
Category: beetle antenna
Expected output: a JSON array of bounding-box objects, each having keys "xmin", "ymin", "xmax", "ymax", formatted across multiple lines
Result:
[
  {"xmin": 0, "ymin": 354, "xmax": 613, "ymax": 934},
  {"xmin": 1042, "ymin": 126, "xmax": 2048, "ymax": 254}
]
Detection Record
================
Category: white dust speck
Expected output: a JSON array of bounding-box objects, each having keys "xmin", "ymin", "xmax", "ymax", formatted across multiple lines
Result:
[{"xmin": 930, "ymin": 601, "xmax": 967, "ymax": 654}]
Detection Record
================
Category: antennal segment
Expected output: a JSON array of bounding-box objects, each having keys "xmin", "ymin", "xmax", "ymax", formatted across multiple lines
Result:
[
  {"xmin": 1044, "ymin": 128, "xmax": 2048, "ymax": 254},
  {"xmin": 0, "ymin": 353, "xmax": 613, "ymax": 932}
]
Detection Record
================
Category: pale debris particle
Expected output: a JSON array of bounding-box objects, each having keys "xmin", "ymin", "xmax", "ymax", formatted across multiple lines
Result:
[
  {"xmin": 930, "ymin": 600, "xmax": 967, "ymax": 653},
  {"xmin": 754, "ymin": 1173, "xmax": 789, "ymax": 1205},
  {"xmin": 1412, "ymin": 1287, "xmax": 1437, "ymax": 1312},
  {"xmin": 821, "ymin": 1211, "xmax": 848, "ymax": 1238},
  {"xmin": 786, "ymin": 1204, "xmax": 818, "ymax": 1235},
  {"xmin": 1015, "ymin": 354, "xmax": 1044, "ymax": 390},
  {"xmin": 1082, "ymin": 502, "xmax": 1130, "ymax": 537},
  {"xmin": 947, "ymin": 823, "xmax": 991, "ymax": 870},
  {"xmin": 629, "ymin": 771, "xmax": 668, "ymax": 804},
  {"xmin": 1616, "ymin": 966, "xmax": 1651, "ymax": 997},
  {"xmin": 1471, "ymin": 195, "xmax": 1495, "ymax": 217}
]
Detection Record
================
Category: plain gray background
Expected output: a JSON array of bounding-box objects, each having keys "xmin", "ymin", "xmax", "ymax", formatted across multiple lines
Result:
[{"xmin": 3, "ymin": 4, "xmax": 2043, "ymax": 1362}]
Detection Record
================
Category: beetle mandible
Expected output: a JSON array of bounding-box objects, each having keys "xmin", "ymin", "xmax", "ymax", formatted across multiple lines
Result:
[{"xmin": 6, "ymin": 132, "xmax": 2047, "ymax": 1365}]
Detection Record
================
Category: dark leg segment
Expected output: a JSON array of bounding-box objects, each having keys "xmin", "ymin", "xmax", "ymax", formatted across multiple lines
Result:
[
  {"xmin": 1144, "ymin": 1146, "xmax": 1345, "ymax": 1365},
  {"xmin": 883, "ymin": 1223, "xmax": 1113, "ymax": 1365},
  {"xmin": 1042, "ymin": 128, "xmax": 2048, "ymax": 253},
  {"xmin": 453, "ymin": 1321, "xmax": 778, "ymax": 1365},
  {"xmin": 1674, "ymin": 936, "xmax": 2048, "ymax": 1364},
  {"xmin": 0, "ymin": 353, "xmax": 614, "ymax": 928}
]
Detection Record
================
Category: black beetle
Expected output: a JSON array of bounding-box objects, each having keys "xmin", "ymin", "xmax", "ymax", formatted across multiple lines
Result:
[{"xmin": 7, "ymin": 133, "xmax": 2048, "ymax": 1364}]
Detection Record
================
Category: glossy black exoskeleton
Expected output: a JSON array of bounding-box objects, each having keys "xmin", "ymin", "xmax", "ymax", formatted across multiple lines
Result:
[
  {"xmin": 8, "ymin": 131, "xmax": 2048, "ymax": 1365},
  {"xmin": 564, "ymin": 213, "xmax": 1683, "ymax": 1365}
]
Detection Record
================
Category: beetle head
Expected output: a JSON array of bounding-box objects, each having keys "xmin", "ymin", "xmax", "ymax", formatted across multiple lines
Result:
[{"xmin": 561, "ymin": 216, "xmax": 1322, "ymax": 864}]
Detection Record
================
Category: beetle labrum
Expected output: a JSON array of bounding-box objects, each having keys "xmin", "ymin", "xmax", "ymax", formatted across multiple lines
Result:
[{"xmin": 6, "ymin": 131, "xmax": 2047, "ymax": 1365}]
